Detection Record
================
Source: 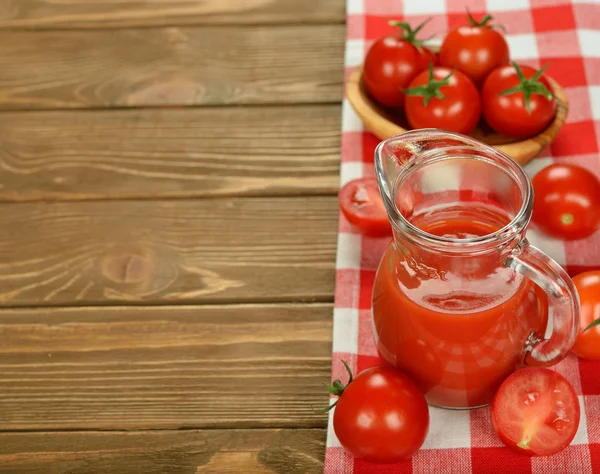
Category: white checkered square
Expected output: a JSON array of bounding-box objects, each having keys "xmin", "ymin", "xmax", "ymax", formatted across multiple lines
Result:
[
  {"xmin": 336, "ymin": 232, "xmax": 362, "ymax": 269},
  {"xmin": 578, "ymin": 29, "xmax": 600, "ymax": 58},
  {"xmin": 345, "ymin": 39, "xmax": 365, "ymax": 68},
  {"xmin": 572, "ymin": 396, "xmax": 590, "ymax": 445},
  {"xmin": 526, "ymin": 228, "xmax": 568, "ymax": 266},
  {"xmin": 340, "ymin": 162, "xmax": 364, "ymax": 188},
  {"xmin": 326, "ymin": 407, "xmax": 342, "ymax": 448},
  {"xmin": 486, "ymin": 0, "xmax": 531, "ymax": 11},
  {"xmin": 342, "ymin": 99, "xmax": 364, "ymax": 132},
  {"xmin": 404, "ymin": 0, "xmax": 446, "ymax": 14},
  {"xmin": 589, "ymin": 86, "xmax": 600, "ymax": 120},
  {"xmin": 421, "ymin": 407, "xmax": 472, "ymax": 449},
  {"xmin": 332, "ymin": 308, "xmax": 360, "ymax": 353},
  {"xmin": 346, "ymin": 0, "xmax": 363, "ymax": 14},
  {"xmin": 506, "ymin": 33, "xmax": 539, "ymax": 59}
]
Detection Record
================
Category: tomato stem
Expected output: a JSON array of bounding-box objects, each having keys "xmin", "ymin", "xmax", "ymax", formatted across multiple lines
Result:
[
  {"xmin": 499, "ymin": 62, "xmax": 554, "ymax": 114},
  {"xmin": 560, "ymin": 213, "xmax": 575, "ymax": 226},
  {"xmin": 466, "ymin": 9, "xmax": 506, "ymax": 31},
  {"xmin": 583, "ymin": 318, "xmax": 600, "ymax": 333},
  {"xmin": 388, "ymin": 18, "xmax": 435, "ymax": 49},
  {"xmin": 403, "ymin": 62, "xmax": 454, "ymax": 106},
  {"xmin": 315, "ymin": 360, "xmax": 354, "ymax": 414}
]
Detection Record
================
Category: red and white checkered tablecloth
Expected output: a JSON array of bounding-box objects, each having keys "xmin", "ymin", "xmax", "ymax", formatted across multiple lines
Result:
[{"xmin": 325, "ymin": 0, "xmax": 600, "ymax": 472}]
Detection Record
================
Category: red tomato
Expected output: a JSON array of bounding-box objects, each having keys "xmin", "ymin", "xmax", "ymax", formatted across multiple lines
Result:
[
  {"xmin": 325, "ymin": 363, "xmax": 429, "ymax": 463},
  {"xmin": 363, "ymin": 20, "xmax": 437, "ymax": 108},
  {"xmin": 439, "ymin": 13, "xmax": 509, "ymax": 85},
  {"xmin": 339, "ymin": 178, "xmax": 391, "ymax": 236},
  {"xmin": 492, "ymin": 368, "xmax": 580, "ymax": 457},
  {"xmin": 572, "ymin": 271, "xmax": 600, "ymax": 360},
  {"xmin": 404, "ymin": 65, "xmax": 481, "ymax": 134},
  {"xmin": 532, "ymin": 164, "xmax": 600, "ymax": 240},
  {"xmin": 482, "ymin": 63, "xmax": 556, "ymax": 139}
]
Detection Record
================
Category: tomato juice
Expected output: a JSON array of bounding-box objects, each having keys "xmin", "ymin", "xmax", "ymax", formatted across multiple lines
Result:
[{"xmin": 372, "ymin": 210, "xmax": 548, "ymax": 408}]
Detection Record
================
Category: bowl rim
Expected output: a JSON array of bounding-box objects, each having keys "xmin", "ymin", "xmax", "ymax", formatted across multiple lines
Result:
[{"xmin": 345, "ymin": 65, "xmax": 569, "ymax": 165}]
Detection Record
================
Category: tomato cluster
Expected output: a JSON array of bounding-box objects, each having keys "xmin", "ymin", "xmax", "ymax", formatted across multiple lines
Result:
[
  {"xmin": 363, "ymin": 13, "xmax": 556, "ymax": 138},
  {"xmin": 323, "ymin": 362, "xmax": 581, "ymax": 464}
]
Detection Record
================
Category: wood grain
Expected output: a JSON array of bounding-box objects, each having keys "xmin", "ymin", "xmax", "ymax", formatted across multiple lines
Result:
[
  {"xmin": 0, "ymin": 197, "xmax": 337, "ymax": 306},
  {"xmin": 0, "ymin": 26, "xmax": 344, "ymax": 110},
  {"xmin": 0, "ymin": 0, "xmax": 345, "ymax": 29},
  {"xmin": 0, "ymin": 304, "xmax": 332, "ymax": 430},
  {"xmin": 0, "ymin": 429, "xmax": 326, "ymax": 474},
  {"xmin": 0, "ymin": 106, "xmax": 341, "ymax": 201}
]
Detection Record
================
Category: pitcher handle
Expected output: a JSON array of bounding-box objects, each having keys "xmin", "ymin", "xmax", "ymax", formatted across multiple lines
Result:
[{"xmin": 504, "ymin": 240, "xmax": 580, "ymax": 367}]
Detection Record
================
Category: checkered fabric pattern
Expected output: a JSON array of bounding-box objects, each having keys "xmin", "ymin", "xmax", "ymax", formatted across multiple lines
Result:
[{"xmin": 326, "ymin": 0, "xmax": 600, "ymax": 472}]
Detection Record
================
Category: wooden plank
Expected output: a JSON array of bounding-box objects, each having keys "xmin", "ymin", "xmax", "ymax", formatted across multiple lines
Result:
[
  {"xmin": 0, "ymin": 25, "xmax": 344, "ymax": 110},
  {"xmin": 0, "ymin": 106, "xmax": 341, "ymax": 201},
  {"xmin": 0, "ymin": 0, "xmax": 345, "ymax": 29},
  {"xmin": 0, "ymin": 197, "xmax": 337, "ymax": 306},
  {"xmin": 0, "ymin": 304, "xmax": 332, "ymax": 430},
  {"xmin": 0, "ymin": 429, "xmax": 326, "ymax": 473}
]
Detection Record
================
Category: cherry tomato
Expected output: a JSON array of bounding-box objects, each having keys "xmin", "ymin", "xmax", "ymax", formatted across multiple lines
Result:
[
  {"xmin": 324, "ymin": 362, "xmax": 429, "ymax": 463},
  {"xmin": 532, "ymin": 164, "xmax": 600, "ymax": 240},
  {"xmin": 404, "ymin": 65, "xmax": 481, "ymax": 134},
  {"xmin": 482, "ymin": 63, "xmax": 556, "ymax": 139},
  {"xmin": 339, "ymin": 178, "xmax": 391, "ymax": 236},
  {"xmin": 439, "ymin": 12, "xmax": 509, "ymax": 85},
  {"xmin": 363, "ymin": 20, "xmax": 437, "ymax": 108},
  {"xmin": 492, "ymin": 367, "xmax": 580, "ymax": 456},
  {"xmin": 572, "ymin": 271, "xmax": 600, "ymax": 360}
]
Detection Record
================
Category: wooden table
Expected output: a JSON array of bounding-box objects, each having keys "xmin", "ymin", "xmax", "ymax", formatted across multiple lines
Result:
[{"xmin": 0, "ymin": 1, "xmax": 345, "ymax": 472}]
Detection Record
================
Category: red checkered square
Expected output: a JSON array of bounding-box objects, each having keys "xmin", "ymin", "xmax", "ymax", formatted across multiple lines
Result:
[
  {"xmin": 584, "ymin": 58, "xmax": 600, "ymax": 85},
  {"xmin": 536, "ymin": 29, "xmax": 581, "ymax": 58},
  {"xmin": 532, "ymin": 4, "xmax": 576, "ymax": 32},
  {"xmin": 531, "ymin": 444, "xmax": 593, "ymax": 474},
  {"xmin": 492, "ymin": 10, "xmax": 535, "ymax": 35},
  {"xmin": 354, "ymin": 458, "xmax": 412, "ymax": 473},
  {"xmin": 592, "ymin": 444, "xmax": 600, "ymax": 471},
  {"xmin": 331, "ymin": 352, "xmax": 358, "ymax": 380},
  {"xmin": 530, "ymin": 0, "xmax": 577, "ymax": 6},
  {"xmin": 470, "ymin": 407, "xmax": 504, "ymax": 448},
  {"xmin": 550, "ymin": 353, "xmax": 583, "ymax": 394},
  {"xmin": 358, "ymin": 309, "xmax": 378, "ymax": 355},
  {"xmin": 347, "ymin": 15, "xmax": 365, "ymax": 40},
  {"xmin": 356, "ymin": 353, "xmax": 383, "ymax": 372},
  {"xmin": 335, "ymin": 268, "xmax": 361, "ymax": 308},
  {"xmin": 573, "ymin": 3, "xmax": 600, "ymax": 31},
  {"xmin": 563, "ymin": 86, "xmax": 594, "ymax": 123},
  {"xmin": 362, "ymin": 132, "xmax": 380, "ymax": 163},
  {"xmin": 363, "ymin": 0, "xmax": 404, "ymax": 16},
  {"xmin": 413, "ymin": 448, "xmax": 472, "ymax": 473},
  {"xmin": 541, "ymin": 57, "xmax": 587, "ymax": 88},
  {"xmin": 324, "ymin": 447, "xmax": 355, "ymax": 473},
  {"xmin": 471, "ymin": 447, "xmax": 532, "ymax": 473},
  {"xmin": 550, "ymin": 121, "xmax": 598, "ymax": 155},
  {"xmin": 580, "ymin": 359, "xmax": 600, "ymax": 396},
  {"xmin": 360, "ymin": 235, "xmax": 391, "ymax": 270},
  {"xmin": 342, "ymin": 131, "xmax": 364, "ymax": 163},
  {"xmin": 445, "ymin": 0, "xmax": 486, "ymax": 14},
  {"xmin": 358, "ymin": 269, "xmax": 376, "ymax": 309},
  {"xmin": 586, "ymin": 396, "xmax": 600, "ymax": 443}
]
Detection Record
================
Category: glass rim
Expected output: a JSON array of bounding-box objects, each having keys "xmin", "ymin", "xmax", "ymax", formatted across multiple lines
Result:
[{"xmin": 375, "ymin": 137, "xmax": 533, "ymax": 251}]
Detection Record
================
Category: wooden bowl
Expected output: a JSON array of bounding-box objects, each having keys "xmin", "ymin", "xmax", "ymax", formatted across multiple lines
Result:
[{"xmin": 346, "ymin": 67, "xmax": 568, "ymax": 166}]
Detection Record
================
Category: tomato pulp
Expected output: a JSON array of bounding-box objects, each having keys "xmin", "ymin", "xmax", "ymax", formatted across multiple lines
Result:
[{"xmin": 372, "ymin": 215, "xmax": 548, "ymax": 408}]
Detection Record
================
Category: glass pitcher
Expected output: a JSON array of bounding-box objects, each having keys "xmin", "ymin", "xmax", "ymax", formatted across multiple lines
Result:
[{"xmin": 372, "ymin": 129, "xmax": 579, "ymax": 409}]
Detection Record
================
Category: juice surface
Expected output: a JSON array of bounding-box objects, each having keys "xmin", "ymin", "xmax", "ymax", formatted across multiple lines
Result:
[{"xmin": 372, "ymin": 218, "xmax": 548, "ymax": 408}]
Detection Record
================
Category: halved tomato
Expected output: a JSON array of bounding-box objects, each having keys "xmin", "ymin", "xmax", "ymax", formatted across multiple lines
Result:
[
  {"xmin": 491, "ymin": 368, "xmax": 580, "ymax": 457},
  {"xmin": 339, "ymin": 178, "xmax": 391, "ymax": 236}
]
